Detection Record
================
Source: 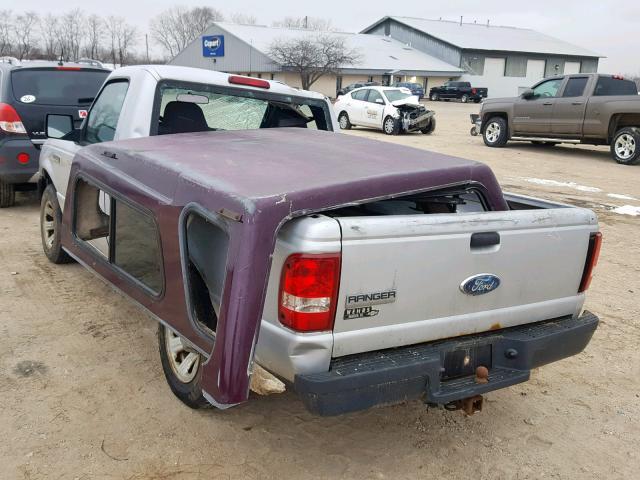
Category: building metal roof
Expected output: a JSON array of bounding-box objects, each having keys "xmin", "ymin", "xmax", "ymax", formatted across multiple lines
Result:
[
  {"xmin": 213, "ymin": 22, "xmax": 464, "ymax": 75},
  {"xmin": 363, "ymin": 16, "xmax": 601, "ymax": 58}
]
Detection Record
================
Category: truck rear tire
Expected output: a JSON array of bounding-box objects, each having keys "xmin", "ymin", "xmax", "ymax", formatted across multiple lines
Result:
[
  {"xmin": 40, "ymin": 184, "xmax": 73, "ymax": 264},
  {"xmin": 158, "ymin": 324, "xmax": 210, "ymax": 409},
  {"xmin": 483, "ymin": 117, "xmax": 509, "ymax": 148},
  {"xmin": 611, "ymin": 127, "xmax": 640, "ymax": 165},
  {"xmin": 0, "ymin": 180, "xmax": 15, "ymax": 208}
]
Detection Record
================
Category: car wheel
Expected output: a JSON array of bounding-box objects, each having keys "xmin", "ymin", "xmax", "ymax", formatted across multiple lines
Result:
[
  {"xmin": 461, "ymin": 94, "xmax": 469, "ymax": 103},
  {"xmin": 158, "ymin": 324, "xmax": 210, "ymax": 409},
  {"xmin": 470, "ymin": 126, "xmax": 479, "ymax": 136},
  {"xmin": 421, "ymin": 117, "xmax": 436, "ymax": 135},
  {"xmin": 0, "ymin": 179, "xmax": 15, "ymax": 208},
  {"xmin": 483, "ymin": 117, "xmax": 509, "ymax": 147},
  {"xmin": 430, "ymin": 93, "xmax": 439, "ymax": 101},
  {"xmin": 338, "ymin": 112, "xmax": 352, "ymax": 130},
  {"xmin": 383, "ymin": 116, "xmax": 400, "ymax": 135},
  {"xmin": 40, "ymin": 184, "xmax": 73, "ymax": 264},
  {"xmin": 611, "ymin": 127, "xmax": 640, "ymax": 165}
]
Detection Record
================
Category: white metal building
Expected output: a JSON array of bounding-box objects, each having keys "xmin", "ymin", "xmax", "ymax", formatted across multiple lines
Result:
[
  {"xmin": 169, "ymin": 22, "xmax": 464, "ymax": 98},
  {"xmin": 362, "ymin": 16, "xmax": 602, "ymax": 97}
]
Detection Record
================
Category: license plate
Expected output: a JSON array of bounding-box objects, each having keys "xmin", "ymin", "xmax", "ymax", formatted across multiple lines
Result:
[{"xmin": 441, "ymin": 344, "xmax": 492, "ymax": 380}]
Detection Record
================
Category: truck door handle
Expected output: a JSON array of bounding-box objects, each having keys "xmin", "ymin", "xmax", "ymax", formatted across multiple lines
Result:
[
  {"xmin": 572, "ymin": 101, "xmax": 583, "ymax": 105},
  {"xmin": 543, "ymin": 102, "xmax": 553, "ymax": 106},
  {"xmin": 470, "ymin": 232, "xmax": 501, "ymax": 249}
]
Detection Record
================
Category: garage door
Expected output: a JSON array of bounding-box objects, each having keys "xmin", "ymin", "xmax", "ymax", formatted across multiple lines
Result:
[
  {"xmin": 484, "ymin": 57, "xmax": 506, "ymax": 76},
  {"xmin": 564, "ymin": 61, "xmax": 581, "ymax": 74},
  {"xmin": 526, "ymin": 60, "xmax": 546, "ymax": 81}
]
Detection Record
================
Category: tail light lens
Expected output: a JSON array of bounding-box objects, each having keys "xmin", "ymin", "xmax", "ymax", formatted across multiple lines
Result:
[
  {"xmin": 0, "ymin": 103, "xmax": 27, "ymax": 134},
  {"xmin": 579, "ymin": 232, "xmax": 602, "ymax": 293},
  {"xmin": 228, "ymin": 75, "xmax": 271, "ymax": 89},
  {"xmin": 278, "ymin": 253, "xmax": 341, "ymax": 332},
  {"xmin": 472, "ymin": 88, "xmax": 477, "ymax": 95}
]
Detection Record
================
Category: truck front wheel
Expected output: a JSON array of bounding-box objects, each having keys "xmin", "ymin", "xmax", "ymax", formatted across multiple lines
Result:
[
  {"xmin": 461, "ymin": 94, "xmax": 469, "ymax": 103},
  {"xmin": 40, "ymin": 184, "xmax": 72, "ymax": 264},
  {"xmin": 611, "ymin": 127, "xmax": 640, "ymax": 165},
  {"xmin": 483, "ymin": 117, "xmax": 509, "ymax": 147},
  {"xmin": 430, "ymin": 93, "xmax": 439, "ymax": 101},
  {"xmin": 158, "ymin": 324, "xmax": 209, "ymax": 409},
  {"xmin": 0, "ymin": 180, "xmax": 15, "ymax": 208}
]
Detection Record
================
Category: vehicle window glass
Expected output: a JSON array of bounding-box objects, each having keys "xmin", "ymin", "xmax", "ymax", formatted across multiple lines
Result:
[
  {"xmin": 114, "ymin": 200, "xmax": 163, "ymax": 293},
  {"xmin": 157, "ymin": 84, "xmax": 328, "ymax": 133},
  {"xmin": 84, "ymin": 81, "xmax": 129, "ymax": 144},
  {"xmin": 11, "ymin": 69, "xmax": 108, "ymax": 106},
  {"xmin": 74, "ymin": 178, "xmax": 163, "ymax": 294},
  {"xmin": 383, "ymin": 89, "xmax": 412, "ymax": 102},
  {"xmin": 562, "ymin": 77, "xmax": 589, "ymax": 97},
  {"xmin": 594, "ymin": 77, "xmax": 638, "ymax": 96},
  {"xmin": 531, "ymin": 79, "xmax": 563, "ymax": 98},
  {"xmin": 367, "ymin": 90, "xmax": 384, "ymax": 104},
  {"xmin": 352, "ymin": 89, "xmax": 368, "ymax": 101}
]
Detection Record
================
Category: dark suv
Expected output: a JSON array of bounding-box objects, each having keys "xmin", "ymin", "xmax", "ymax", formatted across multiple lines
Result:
[
  {"xmin": 0, "ymin": 60, "xmax": 109, "ymax": 207},
  {"xmin": 393, "ymin": 82, "xmax": 425, "ymax": 99}
]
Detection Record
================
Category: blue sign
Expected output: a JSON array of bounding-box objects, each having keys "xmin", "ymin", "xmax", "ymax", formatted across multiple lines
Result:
[
  {"xmin": 460, "ymin": 274, "xmax": 501, "ymax": 296},
  {"xmin": 202, "ymin": 35, "xmax": 225, "ymax": 57}
]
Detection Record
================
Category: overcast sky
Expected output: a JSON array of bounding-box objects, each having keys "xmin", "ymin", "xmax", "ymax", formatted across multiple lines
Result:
[{"xmin": 13, "ymin": 0, "xmax": 640, "ymax": 74}]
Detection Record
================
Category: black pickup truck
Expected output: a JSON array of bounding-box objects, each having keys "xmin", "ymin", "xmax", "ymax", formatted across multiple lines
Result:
[{"xmin": 430, "ymin": 81, "xmax": 488, "ymax": 103}]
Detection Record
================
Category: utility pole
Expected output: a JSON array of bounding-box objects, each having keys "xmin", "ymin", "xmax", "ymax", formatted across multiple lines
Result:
[
  {"xmin": 304, "ymin": 16, "xmax": 308, "ymax": 29},
  {"xmin": 145, "ymin": 34, "xmax": 150, "ymax": 63}
]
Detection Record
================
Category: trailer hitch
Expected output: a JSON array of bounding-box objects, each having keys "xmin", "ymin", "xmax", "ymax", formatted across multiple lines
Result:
[{"xmin": 443, "ymin": 395, "xmax": 484, "ymax": 416}]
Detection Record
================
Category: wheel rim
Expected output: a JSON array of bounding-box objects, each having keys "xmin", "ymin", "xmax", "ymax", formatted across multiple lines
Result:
[
  {"xmin": 339, "ymin": 115, "xmax": 348, "ymax": 129},
  {"xmin": 165, "ymin": 327, "xmax": 200, "ymax": 383},
  {"xmin": 42, "ymin": 200, "xmax": 56, "ymax": 251},
  {"xmin": 384, "ymin": 118, "xmax": 395, "ymax": 133},
  {"xmin": 615, "ymin": 134, "xmax": 636, "ymax": 160},
  {"xmin": 485, "ymin": 122, "xmax": 501, "ymax": 143},
  {"xmin": 431, "ymin": 94, "xmax": 437, "ymax": 101},
  {"xmin": 462, "ymin": 95, "xmax": 468, "ymax": 103}
]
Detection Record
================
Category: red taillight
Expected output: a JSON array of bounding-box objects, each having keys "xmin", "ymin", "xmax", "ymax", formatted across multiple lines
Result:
[
  {"xmin": 228, "ymin": 75, "xmax": 271, "ymax": 89},
  {"xmin": 579, "ymin": 232, "xmax": 602, "ymax": 293},
  {"xmin": 0, "ymin": 103, "xmax": 27, "ymax": 134},
  {"xmin": 472, "ymin": 88, "xmax": 477, "ymax": 94},
  {"xmin": 278, "ymin": 253, "xmax": 341, "ymax": 332},
  {"xmin": 612, "ymin": 75, "xmax": 625, "ymax": 80},
  {"xmin": 56, "ymin": 66, "xmax": 82, "ymax": 71},
  {"xmin": 17, "ymin": 152, "xmax": 30, "ymax": 164}
]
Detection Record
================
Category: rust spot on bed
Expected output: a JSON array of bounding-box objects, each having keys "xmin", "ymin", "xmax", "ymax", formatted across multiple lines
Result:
[{"xmin": 490, "ymin": 323, "xmax": 502, "ymax": 330}]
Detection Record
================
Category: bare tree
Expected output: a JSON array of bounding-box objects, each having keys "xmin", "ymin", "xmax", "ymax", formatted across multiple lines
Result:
[
  {"xmin": 58, "ymin": 9, "xmax": 85, "ymax": 61},
  {"xmin": 272, "ymin": 16, "xmax": 334, "ymax": 31},
  {"xmin": 106, "ymin": 16, "xmax": 137, "ymax": 67},
  {"xmin": 268, "ymin": 34, "xmax": 360, "ymax": 90},
  {"xmin": 84, "ymin": 14, "xmax": 104, "ymax": 60},
  {"xmin": 41, "ymin": 14, "xmax": 60, "ymax": 59},
  {"xmin": 0, "ymin": 10, "xmax": 13, "ymax": 56},
  {"xmin": 14, "ymin": 11, "xmax": 39, "ymax": 60},
  {"xmin": 150, "ymin": 6, "xmax": 224, "ymax": 58},
  {"xmin": 229, "ymin": 13, "xmax": 257, "ymax": 25}
]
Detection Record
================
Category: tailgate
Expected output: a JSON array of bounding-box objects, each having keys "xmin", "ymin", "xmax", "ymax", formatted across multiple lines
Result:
[{"xmin": 332, "ymin": 206, "xmax": 597, "ymax": 357}]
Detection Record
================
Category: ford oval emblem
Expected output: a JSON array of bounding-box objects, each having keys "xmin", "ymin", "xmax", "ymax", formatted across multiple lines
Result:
[{"xmin": 460, "ymin": 274, "xmax": 501, "ymax": 296}]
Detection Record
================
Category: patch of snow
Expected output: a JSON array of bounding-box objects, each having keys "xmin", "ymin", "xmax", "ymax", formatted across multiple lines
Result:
[
  {"xmin": 611, "ymin": 205, "xmax": 640, "ymax": 216},
  {"xmin": 607, "ymin": 193, "xmax": 638, "ymax": 201},
  {"xmin": 522, "ymin": 178, "xmax": 602, "ymax": 193}
]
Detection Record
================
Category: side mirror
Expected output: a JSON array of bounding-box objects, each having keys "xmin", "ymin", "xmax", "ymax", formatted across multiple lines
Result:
[
  {"xmin": 46, "ymin": 114, "xmax": 75, "ymax": 139},
  {"xmin": 521, "ymin": 89, "xmax": 535, "ymax": 100},
  {"xmin": 375, "ymin": 98, "xmax": 384, "ymax": 105}
]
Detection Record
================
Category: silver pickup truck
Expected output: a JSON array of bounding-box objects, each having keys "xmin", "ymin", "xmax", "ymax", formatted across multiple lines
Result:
[{"xmin": 39, "ymin": 66, "xmax": 601, "ymax": 416}]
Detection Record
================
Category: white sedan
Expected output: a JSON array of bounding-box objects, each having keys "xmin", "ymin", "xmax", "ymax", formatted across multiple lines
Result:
[{"xmin": 334, "ymin": 86, "xmax": 436, "ymax": 135}]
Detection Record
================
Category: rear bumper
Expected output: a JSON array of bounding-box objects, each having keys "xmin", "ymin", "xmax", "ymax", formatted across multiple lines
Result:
[
  {"xmin": 0, "ymin": 138, "xmax": 40, "ymax": 184},
  {"xmin": 294, "ymin": 312, "xmax": 598, "ymax": 416}
]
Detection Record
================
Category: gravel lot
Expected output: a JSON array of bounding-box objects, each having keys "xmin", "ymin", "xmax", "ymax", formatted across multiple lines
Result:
[{"xmin": 1, "ymin": 101, "xmax": 638, "ymax": 479}]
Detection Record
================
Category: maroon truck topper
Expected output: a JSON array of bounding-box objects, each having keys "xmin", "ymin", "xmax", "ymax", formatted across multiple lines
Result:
[{"xmin": 61, "ymin": 128, "xmax": 506, "ymax": 407}]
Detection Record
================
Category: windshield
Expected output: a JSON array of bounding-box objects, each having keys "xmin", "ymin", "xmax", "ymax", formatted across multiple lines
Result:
[
  {"xmin": 383, "ymin": 89, "xmax": 412, "ymax": 102},
  {"xmin": 156, "ymin": 83, "xmax": 331, "ymax": 134},
  {"xmin": 11, "ymin": 69, "xmax": 108, "ymax": 106}
]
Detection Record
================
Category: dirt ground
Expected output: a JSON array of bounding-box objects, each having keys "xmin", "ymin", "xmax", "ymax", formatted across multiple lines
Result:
[{"xmin": 1, "ymin": 101, "xmax": 639, "ymax": 480}]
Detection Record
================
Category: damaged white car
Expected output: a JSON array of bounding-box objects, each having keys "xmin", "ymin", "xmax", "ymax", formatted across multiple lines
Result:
[{"xmin": 334, "ymin": 86, "xmax": 436, "ymax": 135}]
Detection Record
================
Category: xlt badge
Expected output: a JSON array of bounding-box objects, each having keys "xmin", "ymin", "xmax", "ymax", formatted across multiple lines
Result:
[{"xmin": 344, "ymin": 289, "xmax": 396, "ymax": 320}]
